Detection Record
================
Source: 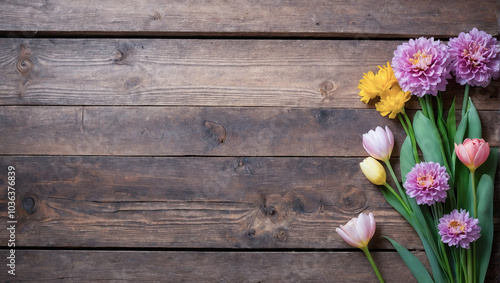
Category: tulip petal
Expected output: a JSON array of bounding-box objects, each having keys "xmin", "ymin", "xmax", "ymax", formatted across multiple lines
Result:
[
  {"xmin": 368, "ymin": 213, "xmax": 376, "ymax": 239},
  {"xmin": 341, "ymin": 223, "xmax": 362, "ymax": 245},
  {"xmin": 473, "ymin": 142, "xmax": 490, "ymax": 168},
  {"xmin": 455, "ymin": 143, "xmax": 472, "ymax": 167},
  {"xmin": 356, "ymin": 213, "xmax": 371, "ymax": 245},
  {"xmin": 385, "ymin": 126, "xmax": 394, "ymax": 153},
  {"xmin": 336, "ymin": 227, "xmax": 360, "ymax": 248}
]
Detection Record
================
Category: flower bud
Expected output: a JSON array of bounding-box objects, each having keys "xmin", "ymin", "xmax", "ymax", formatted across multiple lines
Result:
[
  {"xmin": 336, "ymin": 212, "xmax": 376, "ymax": 249},
  {"xmin": 360, "ymin": 157, "xmax": 386, "ymax": 185},
  {"xmin": 455, "ymin": 138, "xmax": 490, "ymax": 172},
  {"xmin": 362, "ymin": 126, "xmax": 394, "ymax": 162}
]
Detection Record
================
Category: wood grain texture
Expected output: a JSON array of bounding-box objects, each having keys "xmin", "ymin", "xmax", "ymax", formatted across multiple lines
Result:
[
  {"xmin": 0, "ymin": 156, "xmax": 423, "ymax": 249},
  {"xmin": 2, "ymin": 250, "xmax": 498, "ymax": 282},
  {"xmin": 0, "ymin": 38, "xmax": 498, "ymax": 109},
  {"xmin": 0, "ymin": 106, "xmax": 498, "ymax": 156},
  {"xmin": 0, "ymin": 250, "xmax": 433, "ymax": 282},
  {"xmin": 0, "ymin": 0, "xmax": 497, "ymax": 37}
]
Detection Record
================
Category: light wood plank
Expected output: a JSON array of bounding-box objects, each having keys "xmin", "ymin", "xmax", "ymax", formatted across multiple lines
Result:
[
  {"xmin": 0, "ymin": 106, "xmax": 498, "ymax": 156},
  {"xmin": 0, "ymin": 38, "xmax": 498, "ymax": 108},
  {"xmin": 0, "ymin": 0, "xmax": 497, "ymax": 37}
]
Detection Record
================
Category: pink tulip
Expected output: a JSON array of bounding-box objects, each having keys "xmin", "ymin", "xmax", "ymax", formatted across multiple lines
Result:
[
  {"xmin": 363, "ymin": 126, "xmax": 394, "ymax": 162},
  {"xmin": 336, "ymin": 212, "xmax": 376, "ymax": 249},
  {"xmin": 455, "ymin": 138, "xmax": 490, "ymax": 172}
]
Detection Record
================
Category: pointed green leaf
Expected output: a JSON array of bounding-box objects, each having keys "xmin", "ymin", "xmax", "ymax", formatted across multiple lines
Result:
[
  {"xmin": 446, "ymin": 96, "xmax": 457, "ymax": 149},
  {"xmin": 413, "ymin": 111, "xmax": 444, "ymax": 165},
  {"xmin": 384, "ymin": 237, "xmax": 434, "ymax": 283},
  {"xmin": 400, "ymin": 136, "xmax": 416, "ymax": 183},
  {"xmin": 476, "ymin": 147, "xmax": 499, "ymax": 183},
  {"xmin": 466, "ymin": 98, "xmax": 481, "ymax": 139},
  {"xmin": 380, "ymin": 187, "xmax": 411, "ymax": 223},
  {"xmin": 476, "ymin": 175, "xmax": 494, "ymax": 283}
]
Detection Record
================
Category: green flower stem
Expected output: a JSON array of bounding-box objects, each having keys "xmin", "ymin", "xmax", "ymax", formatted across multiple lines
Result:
[
  {"xmin": 471, "ymin": 170, "xmax": 477, "ymax": 283},
  {"xmin": 462, "ymin": 84, "xmax": 470, "ymax": 119},
  {"xmin": 467, "ymin": 248, "xmax": 473, "ymax": 283},
  {"xmin": 425, "ymin": 94, "xmax": 436, "ymax": 124},
  {"xmin": 383, "ymin": 160, "xmax": 412, "ymax": 212},
  {"xmin": 461, "ymin": 248, "xmax": 467, "ymax": 283},
  {"xmin": 361, "ymin": 246, "xmax": 385, "ymax": 283},
  {"xmin": 471, "ymin": 170, "xmax": 477, "ymax": 218},
  {"xmin": 418, "ymin": 96, "xmax": 429, "ymax": 117},
  {"xmin": 400, "ymin": 111, "xmax": 421, "ymax": 163},
  {"xmin": 433, "ymin": 204, "xmax": 454, "ymax": 281},
  {"xmin": 383, "ymin": 183, "xmax": 411, "ymax": 215}
]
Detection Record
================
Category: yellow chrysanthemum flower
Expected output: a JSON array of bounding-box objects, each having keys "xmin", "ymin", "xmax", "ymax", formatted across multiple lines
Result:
[
  {"xmin": 375, "ymin": 85, "xmax": 411, "ymax": 119},
  {"xmin": 358, "ymin": 62, "xmax": 398, "ymax": 104}
]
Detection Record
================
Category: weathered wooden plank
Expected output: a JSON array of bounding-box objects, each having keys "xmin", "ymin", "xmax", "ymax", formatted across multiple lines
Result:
[
  {"xmin": 0, "ymin": 38, "xmax": 498, "ymax": 109},
  {"xmin": 0, "ymin": 0, "xmax": 497, "ymax": 37},
  {"xmin": 0, "ymin": 156, "xmax": 425, "ymax": 249},
  {"xmin": 0, "ymin": 250, "xmax": 433, "ymax": 282},
  {"xmin": 0, "ymin": 107, "xmax": 498, "ymax": 156},
  {"xmin": 3, "ymin": 250, "xmax": 499, "ymax": 282},
  {"xmin": 1, "ymin": 156, "xmax": 498, "ymax": 250}
]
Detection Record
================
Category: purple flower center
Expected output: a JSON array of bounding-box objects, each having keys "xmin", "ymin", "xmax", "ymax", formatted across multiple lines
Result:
[{"xmin": 409, "ymin": 51, "xmax": 432, "ymax": 70}]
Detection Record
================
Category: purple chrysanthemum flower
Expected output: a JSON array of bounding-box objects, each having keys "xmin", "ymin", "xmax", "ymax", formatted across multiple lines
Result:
[
  {"xmin": 404, "ymin": 162, "xmax": 450, "ymax": 205},
  {"xmin": 448, "ymin": 28, "xmax": 500, "ymax": 87},
  {"xmin": 438, "ymin": 209, "xmax": 481, "ymax": 249},
  {"xmin": 392, "ymin": 37, "xmax": 452, "ymax": 97}
]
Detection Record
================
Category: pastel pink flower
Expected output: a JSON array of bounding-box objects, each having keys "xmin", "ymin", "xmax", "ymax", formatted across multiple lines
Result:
[
  {"xmin": 363, "ymin": 126, "xmax": 394, "ymax": 162},
  {"xmin": 336, "ymin": 212, "xmax": 376, "ymax": 249},
  {"xmin": 438, "ymin": 209, "xmax": 481, "ymax": 249},
  {"xmin": 448, "ymin": 28, "xmax": 500, "ymax": 87},
  {"xmin": 455, "ymin": 138, "xmax": 490, "ymax": 172}
]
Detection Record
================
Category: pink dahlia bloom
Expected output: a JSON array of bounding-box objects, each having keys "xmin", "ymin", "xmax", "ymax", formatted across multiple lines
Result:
[
  {"xmin": 404, "ymin": 162, "xmax": 450, "ymax": 205},
  {"xmin": 438, "ymin": 209, "xmax": 481, "ymax": 249},
  {"xmin": 392, "ymin": 37, "xmax": 452, "ymax": 97},
  {"xmin": 448, "ymin": 28, "xmax": 500, "ymax": 87}
]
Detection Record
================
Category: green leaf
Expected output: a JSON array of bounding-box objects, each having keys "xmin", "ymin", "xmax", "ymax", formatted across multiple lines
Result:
[
  {"xmin": 456, "ymin": 162, "xmax": 470, "ymax": 209},
  {"xmin": 466, "ymin": 98, "xmax": 481, "ymax": 139},
  {"xmin": 476, "ymin": 147, "xmax": 499, "ymax": 183},
  {"xmin": 380, "ymin": 187, "xmax": 411, "ymax": 223},
  {"xmin": 454, "ymin": 112, "xmax": 469, "ymax": 209},
  {"xmin": 384, "ymin": 237, "xmax": 434, "ymax": 283},
  {"xmin": 413, "ymin": 111, "xmax": 445, "ymax": 165},
  {"xmin": 476, "ymin": 174, "xmax": 494, "ymax": 283},
  {"xmin": 405, "ymin": 196, "xmax": 447, "ymax": 283},
  {"xmin": 400, "ymin": 136, "xmax": 416, "ymax": 183},
  {"xmin": 446, "ymin": 96, "xmax": 457, "ymax": 150}
]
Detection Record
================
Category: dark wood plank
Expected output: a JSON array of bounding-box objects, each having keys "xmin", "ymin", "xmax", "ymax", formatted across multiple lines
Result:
[
  {"xmin": 0, "ymin": 38, "xmax": 498, "ymax": 109},
  {"xmin": 0, "ymin": 250, "xmax": 433, "ymax": 282},
  {"xmin": 0, "ymin": 107, "xmax": 498, "ymax": 156},
  {"xmin": 0, "ymin": 1, "xmax": 497, "ymax": 37},
  {"xmin": 0, "ymin": 156, "xmax": 427, "ymax": 249}
]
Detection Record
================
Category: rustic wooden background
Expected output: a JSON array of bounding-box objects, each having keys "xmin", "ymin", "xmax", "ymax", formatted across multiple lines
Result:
[{"xmin": 0, "ymin": 1, "xmax": 499, "ymax": 282}]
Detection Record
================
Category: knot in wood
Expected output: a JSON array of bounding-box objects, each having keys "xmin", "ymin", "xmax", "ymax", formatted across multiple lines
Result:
[
  {"xmin": 247, "ymin": 229, "xmax": 256, "ymax": 239},
  {"xmin": 339, "ymin": 186, "xmax": 367, "ymax": 212},
  {"xmin": 264, "ymin": 205, "xmax": 277, "ymax": 216},
  {"xmin": 275, "ymin": 228, "xmax": 289, "ymax": 242},
  {"xmin": 22, "ymin": 194, "xmax": 38, "ymax": 215},
  {"xmin": 17, "ymin": 58, "xmax": 33, "ymax": 75},
  {"xmin": 111, "ymin": 49, "xmax": 124, "ymax": 61},
  {"xmin": 318, "ymin": 80, "xmax": 337, "ymax": 100},
  {"xmin": 204, "ymin": 121, "xmax": 226, "ymax": 144}
]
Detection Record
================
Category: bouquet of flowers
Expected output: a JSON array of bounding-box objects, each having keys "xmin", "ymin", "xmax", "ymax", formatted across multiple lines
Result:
[{"xmin": 336, "ymin": 28, "xmax": 499, "ymax": 283}]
